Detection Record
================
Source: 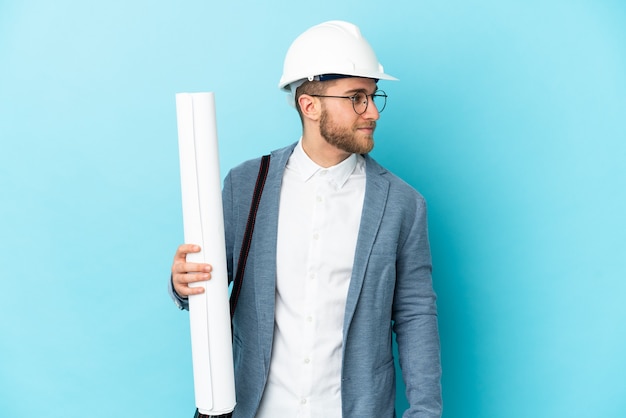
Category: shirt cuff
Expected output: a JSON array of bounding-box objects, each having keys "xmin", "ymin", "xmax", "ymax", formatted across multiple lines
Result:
[{"xmin": 169, "ymin": 274, "xmax": 189, "ymax": 311}]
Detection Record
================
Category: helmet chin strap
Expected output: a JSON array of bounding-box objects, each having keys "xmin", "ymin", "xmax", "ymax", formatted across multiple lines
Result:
[
  {"xmin": 287, "ymin": 79, "xmax": 307, "ymax": 108},
  {"xmin": 286, "ymin": 76, "xmax": 352, "ymax": 107},
  {"xmin": 286, "ymin": 74, "xmax": 378, "ymax": 107}
]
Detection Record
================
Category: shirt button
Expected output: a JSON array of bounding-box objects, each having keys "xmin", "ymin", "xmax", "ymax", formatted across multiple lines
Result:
[
  {"xmin": 316, "ymin": 195, "xmax": 323, "ymax": 203},
  {"xmin": 300, "ymin": 398, "xmax": 307, "ymax": 404},
  {"xmin": 304, "ymin": 357, "xmax": 311, "ymax": 364},
  {"xmin": 313, "ymin": 233, "xmax": 319, "ymax": 240},
  {"xmin": 306, "ymin": 316, "xmax": 313, "ymax": 322}
]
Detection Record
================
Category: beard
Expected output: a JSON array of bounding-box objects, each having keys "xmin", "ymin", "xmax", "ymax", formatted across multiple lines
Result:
[{"xmin": 319, "ymin": 108, "xmax": 376, "ymax": 154}]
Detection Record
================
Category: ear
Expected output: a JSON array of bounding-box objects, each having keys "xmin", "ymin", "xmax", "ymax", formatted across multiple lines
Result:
[{"xmin": 298, "ymin": 94, "xmax": 322, "ymax": 121}]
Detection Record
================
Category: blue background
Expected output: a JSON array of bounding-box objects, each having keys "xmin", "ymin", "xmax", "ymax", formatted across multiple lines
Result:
[{"xmin": 1, "ymin": 1, "xmax": 625, "ymax": 417}]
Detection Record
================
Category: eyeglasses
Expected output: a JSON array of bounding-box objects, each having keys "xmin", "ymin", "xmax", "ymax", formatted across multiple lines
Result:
[{"xmin": 309, "ymin": 90, "xmax": 387, "ymax": 115}]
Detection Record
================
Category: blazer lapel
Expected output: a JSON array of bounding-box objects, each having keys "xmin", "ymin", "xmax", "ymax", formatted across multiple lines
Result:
[
  {"xmin": 251, "ymin": 143, "xmax": 296, "ymax": 372},
  {"xmin": 343, "ymin": 155, "xmax": 390, "ymax": 335}
]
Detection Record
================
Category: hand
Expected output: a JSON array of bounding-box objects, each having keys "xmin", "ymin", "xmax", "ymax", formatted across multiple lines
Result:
[{"xmin": 171, "ymin": 244, "xmax": 212, "ymax": 297}]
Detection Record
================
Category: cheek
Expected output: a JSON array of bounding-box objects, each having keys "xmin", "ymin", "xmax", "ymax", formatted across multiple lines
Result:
[
  {"xmin": 335, "ymin": 114, "xmax": 359, "ymax": 130},
  {"xmin": 321, "ymin": 107, "xmax": 360, "ymax": 133}
]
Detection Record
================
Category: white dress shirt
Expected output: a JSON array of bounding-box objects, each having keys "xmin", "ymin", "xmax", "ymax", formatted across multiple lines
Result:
[{"xmin": 256, "ymin": 140, "xmax": 366, "ymax": 418}]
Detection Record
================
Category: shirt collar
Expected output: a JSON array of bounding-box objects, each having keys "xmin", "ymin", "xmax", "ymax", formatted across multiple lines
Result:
[{"xmin": 290, "ymin": 139, "xmax": 359, "ymax": 189}]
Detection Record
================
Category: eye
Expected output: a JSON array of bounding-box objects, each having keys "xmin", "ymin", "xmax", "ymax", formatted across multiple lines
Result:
[
  {"xmin": 353, "ymin": 92, "xmax": 368, "ymax": 105},
  {"xmin": 371, "ymin": 90, "xmax": 387, "ymax": 112}
]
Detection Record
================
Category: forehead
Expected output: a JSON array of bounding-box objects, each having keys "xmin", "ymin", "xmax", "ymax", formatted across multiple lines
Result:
[{"xmin": 326, "ymin": 77, "xmax": 378, "ymax": 93}]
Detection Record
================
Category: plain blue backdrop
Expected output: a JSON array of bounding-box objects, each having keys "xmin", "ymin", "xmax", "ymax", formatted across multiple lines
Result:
[{"xmin": 1, "ymin": 1, "xmax": 625, "ymax": 417}]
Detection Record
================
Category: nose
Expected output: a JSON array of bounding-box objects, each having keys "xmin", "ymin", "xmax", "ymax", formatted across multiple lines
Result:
[{"xmin": 362, "ymin": 99, "xmax": 380, "ymax": 120}]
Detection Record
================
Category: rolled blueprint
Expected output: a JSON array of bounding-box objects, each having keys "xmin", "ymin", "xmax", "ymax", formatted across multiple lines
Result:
[{"xmin": 175, "ymin": 92, "xmax": 236, "ymax": 415}]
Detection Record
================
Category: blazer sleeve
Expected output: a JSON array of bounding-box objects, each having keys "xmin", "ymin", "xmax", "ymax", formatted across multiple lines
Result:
[
  {"xmin": 392, "ymin": 196, "xmax": 443, "ymax": 417},
  {"xmin": 168, "ymin": 274, "xmax": 189, "ymax": 310}
]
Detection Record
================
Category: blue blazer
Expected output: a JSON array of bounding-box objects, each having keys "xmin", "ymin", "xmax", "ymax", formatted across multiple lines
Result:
[{"xmin": 173, "ymin": 142, "xmax": 442, "ymax": 417}]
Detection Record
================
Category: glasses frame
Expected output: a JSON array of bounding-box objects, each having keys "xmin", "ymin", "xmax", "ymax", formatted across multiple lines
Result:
[{"xmin": 308, "ymin": 89, "xmax": 387, "ymax": 115}]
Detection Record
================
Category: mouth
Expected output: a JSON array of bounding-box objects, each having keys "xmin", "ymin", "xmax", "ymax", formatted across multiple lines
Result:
[{"xmin": 356, "ymin": 122, "xmax": 376, "ymax": 133}]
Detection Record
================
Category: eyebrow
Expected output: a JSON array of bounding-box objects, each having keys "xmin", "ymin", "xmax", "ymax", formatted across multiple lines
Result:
[{"xmin": 342, "ymin": 87, "xmax": 378, "ymax": 95}]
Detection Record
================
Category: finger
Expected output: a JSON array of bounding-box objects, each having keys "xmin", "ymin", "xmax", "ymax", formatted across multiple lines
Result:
[
  {"xmin": 174, "ymin": 271, "xmax": 211, "ymax": 294},
  {"xmin": 173, "ymin": 262, "xmax": 212, "ymax": 275},
  {"xmin": 174, "ymin": 244, "xmax": 201, "ymax": 261},
  {"xmin": 174, "ymin": 279, "xmax": 206, "ymax": 296},
  {"xmin": 175, "ymin": 271, "xmax": 211, "ymax": 285}
]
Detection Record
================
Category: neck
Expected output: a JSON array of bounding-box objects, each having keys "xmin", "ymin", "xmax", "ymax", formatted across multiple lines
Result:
[{"xmin": 301, "ymin": 132, "xmax": 351, "ymax": 168}]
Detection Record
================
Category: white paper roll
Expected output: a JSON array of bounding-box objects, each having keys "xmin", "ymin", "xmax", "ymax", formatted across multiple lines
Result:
[{"xmin": 175, "ymin": 92, "xmax": 236, "ymax": 415}]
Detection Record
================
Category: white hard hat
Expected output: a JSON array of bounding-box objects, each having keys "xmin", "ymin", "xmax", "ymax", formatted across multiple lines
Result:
[{"xmin": 278, "ymin": 20, "xmax": 398, "ymax": 93}]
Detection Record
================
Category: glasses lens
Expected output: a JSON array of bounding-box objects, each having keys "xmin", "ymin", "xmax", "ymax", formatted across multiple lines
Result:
[
  {"xmin": 352, "ymin": 92, "xmax": 368, "ymax": 115},
  {"xmin": 372, "ymin": 90, "xmax": 387, "ymax": 113}
]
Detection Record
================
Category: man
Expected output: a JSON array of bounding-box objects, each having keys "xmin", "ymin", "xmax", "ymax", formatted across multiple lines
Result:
[{"xmin": 170, "ymin": 20, "xmax": 442, "ymax": 418}]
